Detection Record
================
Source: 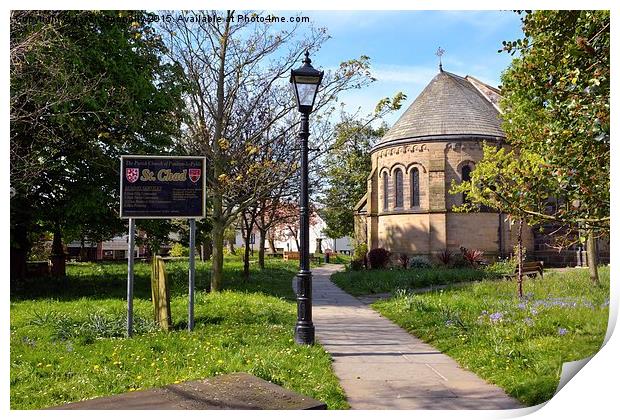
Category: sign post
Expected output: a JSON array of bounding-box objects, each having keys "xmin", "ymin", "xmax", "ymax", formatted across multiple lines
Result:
[
  {"xmin": 188, "ymin": 218, "xmax": 196, "ymax": 331},
  {"xmin": 120, "ymin": 155, "xmax": 206, "ymax": 336},
  {"xmin": 127, "ymin": 218, "xmax": 135, "ymax": 337}
]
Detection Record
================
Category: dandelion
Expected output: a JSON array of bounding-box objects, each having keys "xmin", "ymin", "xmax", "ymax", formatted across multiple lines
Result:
[{"xmin": 558, "ymin": 328, "xmax": 568, "ymax": 336}]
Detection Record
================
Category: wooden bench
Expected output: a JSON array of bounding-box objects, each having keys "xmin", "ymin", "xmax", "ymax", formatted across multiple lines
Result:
[
  {"xmin": 283, "ymin": 251, "xmax": 322, "ymax": 264},
  {"xmin": 504, "ymin": 261, "xmax": 544, "ymax": 279},
  {"xmin": 283, "ymin": 251, "xmax": 300, "ymax": 261}
]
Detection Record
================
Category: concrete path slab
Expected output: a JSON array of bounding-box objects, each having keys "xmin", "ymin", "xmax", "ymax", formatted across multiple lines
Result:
[{"xmin": 303, "ymin": 264, "xmax": 522, "ymax": 410}]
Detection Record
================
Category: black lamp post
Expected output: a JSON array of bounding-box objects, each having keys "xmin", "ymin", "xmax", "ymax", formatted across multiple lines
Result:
[{"xmin": 290, "ymin": 51, "xmax": 323, "ymax": 345}]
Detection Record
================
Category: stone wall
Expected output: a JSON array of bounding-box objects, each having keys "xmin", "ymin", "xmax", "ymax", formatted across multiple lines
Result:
[{"xmin": 366, "ymin": 139, "xmax": 536, "ymax": 259}]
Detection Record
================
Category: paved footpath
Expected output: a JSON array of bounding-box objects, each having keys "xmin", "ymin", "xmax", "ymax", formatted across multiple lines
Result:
[{"xmin": 306, "ymin": 264, "xmax": 522, "ymax": 410}]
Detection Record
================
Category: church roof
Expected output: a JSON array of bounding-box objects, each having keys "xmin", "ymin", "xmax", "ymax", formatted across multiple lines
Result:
[{"xmin": 375, "ymin": 70, "xmax": 505, "ymax": 149}]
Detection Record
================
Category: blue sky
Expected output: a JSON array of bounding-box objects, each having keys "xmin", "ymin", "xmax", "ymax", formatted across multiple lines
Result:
[{"xmin": 293, "ymin": 10, "xmax": 525, "ymax": 125}]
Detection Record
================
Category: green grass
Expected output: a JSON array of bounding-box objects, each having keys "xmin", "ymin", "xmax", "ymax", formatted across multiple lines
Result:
[
  {"xmin": 331, "ymin": 267, "xmax": 492, "ymax": 296},
  {"xmin": 370, "ymin": 266, "xmax": 610, "ymax": 406},
  {"xmin": 10, "ymin": 256, "xmax": 348, "ymax": 409}
]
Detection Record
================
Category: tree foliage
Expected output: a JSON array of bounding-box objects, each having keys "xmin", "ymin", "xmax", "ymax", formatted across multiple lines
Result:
[
  {"xmin": 498, "ymin": 10, "xmax": 609, "ymax": 230},
  {"xmin": 159, "ymin": 10, "xmax": 376, "ymax": 290},
  {"xmin": 456, "ymin": 10, "xmax": 609, "ymax": 229},
  {"xmin": 319, "ymin": 93, "xmax": 406, "ymax": 239},
  {"xmin": 10, "ymin": 11, "xmax": 185, "ymax": 277},
  {"xmin": 452, "ymin": 10, "xmax": 609, "ymax": 286}
]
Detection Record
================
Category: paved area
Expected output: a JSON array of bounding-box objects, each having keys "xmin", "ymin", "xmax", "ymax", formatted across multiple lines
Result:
[{"xmin": 306, "ymin": 264, "xmax": 522, "ymax": 410}]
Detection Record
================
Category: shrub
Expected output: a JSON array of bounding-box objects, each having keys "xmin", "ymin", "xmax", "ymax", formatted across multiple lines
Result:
[
  {"xmin": 460, "ymin": 246, "xmax": 485, "ymax": 268},
  {"xmin": 450, "ymin": 254, "xmax": 470, "ymax": 268},
  {"xmin": 409, "ymin": 256, "xmax": 432, "ymax": 269},
  {"xmin": 367, "ymin": 248, "xmax": 391, "ymax": 269},
  {"xmin": 436, "ymin": 249, "xmax": 453, "ymax": 266},
  {"xmin": 169, "ymin": 243, "xmax": 189, "ymax": 257},
  {"xmin": 352, "ymin": 243, "xmax": 368, "ymax": 262},
  {"xmin": 350, "ymin": 259, "xmax": 365, "ymax": 271},
  {"xmin": 398, "ymin": 253, "xmax": 410, "ymax": 269},
  {"xmin": 485, "ymin": 258, "xmax": 516, "ymax": 276}
]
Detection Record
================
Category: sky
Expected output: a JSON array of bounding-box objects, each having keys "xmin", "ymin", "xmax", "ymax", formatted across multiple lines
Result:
[{"xmin": 287, "ymin": 10, "xmax": 525, "ymax": 125}]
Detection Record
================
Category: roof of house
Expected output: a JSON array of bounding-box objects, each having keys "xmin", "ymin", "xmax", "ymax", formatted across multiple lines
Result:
[{"xmin": 374, "ymin": 70, "xmax": 505, "ymax": 149}]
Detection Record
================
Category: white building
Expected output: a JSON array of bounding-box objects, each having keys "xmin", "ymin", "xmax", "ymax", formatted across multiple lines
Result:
[{"xmin": 232, "ymin": 214, "xmax": 352, "ymax": 254}]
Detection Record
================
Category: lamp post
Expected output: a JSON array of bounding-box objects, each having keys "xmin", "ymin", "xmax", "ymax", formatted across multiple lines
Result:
[{"xmin": 290, "ymin": 51, "xmax": 323, "ymax": 345}]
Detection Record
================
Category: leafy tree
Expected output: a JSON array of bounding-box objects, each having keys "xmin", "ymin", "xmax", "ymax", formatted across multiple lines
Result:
[
  {"xmin": 451, "ymin": 144, "xmax": 549, "ymax": 297},
  {"xmin": 454, "ymin": 10, "xmax": 609, "ymax": 285},
  {"xmin": 500, "ymin": 10, "xmax": 609, "ymax": 283},
  {"xmin": 319, "ymin": 94, "xmax": 405, "ymax": 239},
  {"xmin": 10, "ymin": 11, "xmax": 185, "ymax": 278},
  {"xmin": 159, "ymin": 10, "xmax": 375, "ymax": 291}
]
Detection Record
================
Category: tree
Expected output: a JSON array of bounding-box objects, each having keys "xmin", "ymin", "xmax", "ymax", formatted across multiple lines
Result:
[
  {"xmin": 10, "ymin": 11, "xmax": 185, "ymax": 278},
  {"xmin": 319, "ymin": 94, "xmax": 405, "ymax": 239},
  {"xmin": 499, "ymin": 10, "xmax": 609, "ymax": 284},
  {"xmin": 159, "ymin": 10, "xmax": 375, "ymax": 291},
  {"xmin": 454, "ymin": 11, "xmax": 609, "ymax": 286},
  {"xmin": 451, "ymin": 144, "xmax": 550, "ymax": 297}
]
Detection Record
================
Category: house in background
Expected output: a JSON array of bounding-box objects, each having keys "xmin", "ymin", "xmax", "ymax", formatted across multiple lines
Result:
[{"xmin": 232, "ymin": 213, "xmax": 353, "ymax": 255}]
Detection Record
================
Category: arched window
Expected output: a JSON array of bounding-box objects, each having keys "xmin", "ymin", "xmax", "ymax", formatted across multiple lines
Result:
[
  {"xmin": 383, "ymin": 173, "xmax": 388, "ymax": 211},
  {"xmin": 410, "ymin": 168, "xmax": 420, "ymax": 207},
  {"xmin": 462, "ymin": 164, "xmax": 472, "ymax": 204},
  {"xmin": 394, "ymin": 169, "xmax": 403, "ymax": 208}
]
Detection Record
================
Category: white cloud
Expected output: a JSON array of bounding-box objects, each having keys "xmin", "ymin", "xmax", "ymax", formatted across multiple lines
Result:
[{"xmin": 371, "ymin": 64, "xmax": 437, "ymax": 85}]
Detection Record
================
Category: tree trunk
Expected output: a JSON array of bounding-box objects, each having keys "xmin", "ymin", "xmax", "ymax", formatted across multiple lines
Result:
[
  {"xmin": 209, "ymin": 15, "xmax": 231, "ymax": 293},
  {"xmin": 517, "ymin": 218, "xmax": 524, "ymax": 298},
  {"xmin": 10, "ymin": 221, "xmax": 29, "ymax": 280},
  {"xmin": 243, "ymin": 230, "xmax": 251, "ymax": 281},
  {"xmin": 211, "ymin": 214, "xmax": 225, "ymax": 292},
  {"xmin": 258, "ymin": 227, "xmax": 266, "ymax": 269},
  {"xmin": 587, "ymin": 230, "xmax": 600, "ymax": 285},
  {"xmin": 201, "ymin": 239, "xmax": 212, "ymax": 262},
  {"xmin": 50, "ymin": 224, "xmax": 66, "ymax": 277},
  {"xmin": 79, "ymin": 236, "xmax": 87, "ymax": 261},
  {"xmin": 268, "ymin": 236, "xmax": 276, "ymax": 254}
]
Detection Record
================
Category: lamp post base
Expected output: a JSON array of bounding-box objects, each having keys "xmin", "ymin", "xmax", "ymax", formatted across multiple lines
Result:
[
  {"xmin": 295, "ymin": 323, "xmax": 315, "ymax": 345},
  {"xmin": 295, "ymin": 271, "xmax": 314, "ymax": 345}
]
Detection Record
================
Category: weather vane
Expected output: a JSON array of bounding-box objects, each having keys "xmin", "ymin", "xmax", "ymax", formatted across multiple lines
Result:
[{"xmin": 436, "ymin": 47, "xmax": 445, "ymax": 72}]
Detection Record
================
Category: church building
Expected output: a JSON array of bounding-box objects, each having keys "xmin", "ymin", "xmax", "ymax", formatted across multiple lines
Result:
[{"xmin": 354, "ymin": 68, "xmax": 591, "ymax": 266}]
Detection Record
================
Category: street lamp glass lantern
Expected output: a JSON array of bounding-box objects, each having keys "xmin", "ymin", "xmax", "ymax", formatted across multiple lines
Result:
[{"xmin": 290, "ymin": 51, "xmax": 323, "ymax": 113}]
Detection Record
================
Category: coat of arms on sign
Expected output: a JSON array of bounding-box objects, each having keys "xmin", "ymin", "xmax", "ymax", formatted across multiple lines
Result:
[
  {"xmin": 126, "ymin": 168, "xmax": 139, "ymax": 183},
  {"xmin": 189, "ymin": 168, "xmax": 201, "ymax": 183}
]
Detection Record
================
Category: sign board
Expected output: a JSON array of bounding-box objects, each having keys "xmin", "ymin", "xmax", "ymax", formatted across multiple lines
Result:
[{"xmin": 120, "ymin": 155, "xmax": 206, "ymax": 219}]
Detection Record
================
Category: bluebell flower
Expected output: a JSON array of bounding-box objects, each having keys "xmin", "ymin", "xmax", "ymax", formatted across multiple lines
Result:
[
  {"xmin": 558, "ymin": 327, "xmax": 568, "ymax": 336},
  {"xmin": 489, "ymin": 312, "xmax": 503, "ymax": 323}
]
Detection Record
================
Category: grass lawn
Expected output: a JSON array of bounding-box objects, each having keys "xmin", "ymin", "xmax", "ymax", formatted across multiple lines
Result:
[
  {"xmin": 370, "ymin": 266, "xmax": 610, "ymax": 406},
  {"xmin": 10, "ymin": 256, "xmax": 348, "ymax": 409},
  {"xmin": 331, "ymin": 267, "xmax": 492, "ymax": 296}
]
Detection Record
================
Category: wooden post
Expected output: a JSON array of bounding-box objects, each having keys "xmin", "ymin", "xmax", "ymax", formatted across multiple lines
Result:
[{"xmin": 151, "ymin": 256, "xmax": 172, "ymax": 331}]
